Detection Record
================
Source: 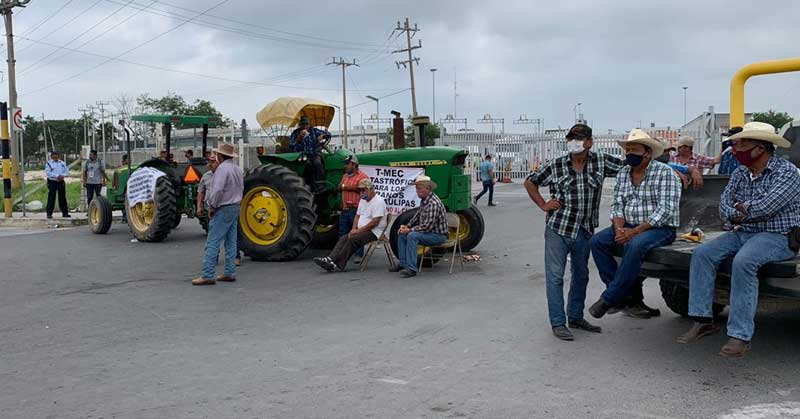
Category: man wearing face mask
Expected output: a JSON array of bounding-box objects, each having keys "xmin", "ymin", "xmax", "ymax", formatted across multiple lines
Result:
[
  {"xmin": 524, "ymin": 123, "xmax": 625, "ymax": 340},
  {"xmin": 677, "ymin": 122, "xmax": 800, "ymax": 358},
  {"xmin": 314, "ymin": 179, "xmax": 387, "ymax": 272},
  {"xmin": 589, "ymin": 129, "xmax": 681, "ymax": 319}
]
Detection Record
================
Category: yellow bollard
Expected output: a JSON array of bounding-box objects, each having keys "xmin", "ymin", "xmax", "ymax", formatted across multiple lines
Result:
[{"xmin": 1, "ymin": 102, "xmax": 10, "ymax": 217}]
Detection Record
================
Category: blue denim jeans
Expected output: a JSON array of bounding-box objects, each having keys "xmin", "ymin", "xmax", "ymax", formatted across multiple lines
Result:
[
  {"xmin": 545, "ymin": 226, "xmax": 591, "ymax": 327},
  {"xmin": 475, "ymin": 180, "xmax": 494, "ymax": 204},
  {"xmin": 201, "ymin": 204, "xmax": 240, "ymax": 279},
  {"xmin": 590, "ymin": 224, "xmax": 676, "ymax": 305},
  {"xmin": 688, "ymin": 231, "xmax": 795, "ymax": 341},
  {"xmin": 339, "ymin": 208, "xmax": 363, "ymax": 257},
  {"xmin": 397, "ymin": 231, "xmax": 447, "ymax": 272}
]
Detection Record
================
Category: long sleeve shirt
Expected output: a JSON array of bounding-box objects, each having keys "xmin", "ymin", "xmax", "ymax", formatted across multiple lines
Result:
[
  {"xmin": 45, "ymin": 159, "xmax": 69, "ymax": 181},
  {"xmin": 408, "ymin": 193, "xmax": 448, "ymax": 235},
  {"xmin": 206, "ymin": 159, "xmax": 243, "ymax": 210},
  {"xmin": 611, "ymin": 161, "xmax": 681, "ymax": 228},
  {"xmin": 719, "ymin": 156, "xmax": 800, "ymax": 234},
  {"xmin": 290, "ymin": 127, "xmax": 329, "ymax": 154}
]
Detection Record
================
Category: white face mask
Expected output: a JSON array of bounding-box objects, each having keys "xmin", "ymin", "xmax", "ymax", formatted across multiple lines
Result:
[{"xmin": 566, "ymin": 139, "xmax": 586, "ymax": 154}]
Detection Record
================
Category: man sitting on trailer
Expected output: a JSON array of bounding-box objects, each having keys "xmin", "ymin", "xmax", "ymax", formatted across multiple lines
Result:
[{"xmin": 290, "ymin": 116, "xmax": 331, "ymax": 193}]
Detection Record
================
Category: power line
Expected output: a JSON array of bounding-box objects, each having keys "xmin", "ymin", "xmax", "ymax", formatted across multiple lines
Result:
[
  {"xmin": 14, "ymin": 0, "xmax": 104, "ymax": 54},
  {"xmin": 17, "ymin": 35, "xmax": 403, "ymax": 93},
  {"xmin": 348, "ymin": 88, "xmax": 411, "ymax": 109},
  {"xmin": 393, "ymin": 18, "xmax": 422, "ymax": 116},
  {"xmin": 17, "ymin": 0, "xmax": 75, "ymax": 37},
  {"xmin": 328, "ymin": 57, "xmax": 358, "ymax": 148},
  {"xmin": 24, "ymin": 0, "xmax": 231, "ymax": 94}
]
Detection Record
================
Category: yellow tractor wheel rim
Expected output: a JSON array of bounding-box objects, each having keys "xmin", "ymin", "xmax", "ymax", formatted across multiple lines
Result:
[
  {"xmin": 90, "ymin": 205, "xmax": 100, "ymax": 225},
  {"xmin": 240, "ymin": 186, "xmax": 288, "ymax": 246},
  {"xmin": 129, "ymin": 201, "xmax": 155, "ymax": 232},
  {"xmin": 451, "ymin": 213, "xmax": 471, "ymax": 242}
]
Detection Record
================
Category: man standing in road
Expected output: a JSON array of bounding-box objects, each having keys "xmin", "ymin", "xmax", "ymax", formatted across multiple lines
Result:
[
  {"xmin": 314, "ymin": 179, "xmax": 387, "ymax": 272},
  {"xmin": 589, "ymin": 129, "xmax": 681, "ymax": 320},
  {"xmin": 474, "ymin": 154, "xmax": 496, "ymax": 206},
  {"xmin": 524, "ymin": 123, "xmax": 624, "ymax": 340},
  {"xmin": 45, "ymin": 150, "xmax": 70, "ymax": 219},
  {"xmin": 677, "ymin": 122, "xmax": 800, "ymax": 358},
  {"xmin": 393, "ymin": 175, "xmax": 449, "ymax": 278},
  {"xmin": 193, "ymin": 143, "xmax": 244, "ymax": 286},
  {"xmin": 82, "ymin": 150, "xmax": 106, "ymax": 204}
]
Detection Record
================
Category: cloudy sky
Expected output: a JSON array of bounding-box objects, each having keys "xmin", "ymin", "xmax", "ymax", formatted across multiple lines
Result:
[{"xmin": 5, "ymin": 0, "xmax": 800, "ymax": 134}]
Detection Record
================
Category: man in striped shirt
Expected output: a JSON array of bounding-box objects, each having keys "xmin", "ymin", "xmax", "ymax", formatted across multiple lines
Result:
[
  {"xmin": 525, "ymin": 123, "xmax": 624, "ymax": 340},
  {"xmin": 392, "ymin": 175, "xmax": 449, "ymax": 278}
]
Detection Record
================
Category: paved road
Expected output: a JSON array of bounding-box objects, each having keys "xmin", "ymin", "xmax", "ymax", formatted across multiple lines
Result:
[{"xmin": 1, "ymin": 182, "xmax": 799, "ymax": 419}]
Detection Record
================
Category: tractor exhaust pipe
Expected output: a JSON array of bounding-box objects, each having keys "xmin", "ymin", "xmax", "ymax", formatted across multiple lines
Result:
[{"xmin": 391, "ymin": 110, "xmax": 404, "ymax": 149}]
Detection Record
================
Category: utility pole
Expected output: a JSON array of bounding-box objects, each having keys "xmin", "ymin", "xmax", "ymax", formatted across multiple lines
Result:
[
  {"xmin": 682, "ymin": 86, "xmax": 688, "ymax": 125},
  {"xmin": 96, "ymin": 100, "xmax": 109, "ymax": 163},
  {"xmin": 430, "ymin": 68, "xmax": 437, "ymax": 128},
  {"xmin": 78, "ymin": 108, "xmax": 89, "ymax": 148},
  {"xmin": 1, "ymin": 0, "xmax": 30, "ymax": 188},
  {"xmin": 393, "ymin": 18, "xmax": 422, "ymax": 116},
  {"xmin": 328, "ymin": 57, "xmax": 358, "ymax": 149},
  {"xmin": 453, "ymin": 68, "xmax": 458, "ymax": 118},
  {"xmin": 85, "ymin": 104, "xmax": 96, "ymax": 150}
]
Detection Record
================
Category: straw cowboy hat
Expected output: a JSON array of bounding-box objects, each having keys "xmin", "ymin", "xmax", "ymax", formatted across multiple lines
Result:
[
  {"xmin": 676, "ymin": 136, "xmax": 695, "ymax": 148},
  {"xmin": 618, "ymin": 128, "xmax": 664, "ymax": 157},
  {"xmin": 728, "ymin": 121, "xmax": 790, "ymax": 148},
  {"xmin": 213, "ymin": 143, "xmax": 238, "ymax": 158},
  {"xmin": 414, "ymin": 175, "xmax": 438, "ymax": 190}
]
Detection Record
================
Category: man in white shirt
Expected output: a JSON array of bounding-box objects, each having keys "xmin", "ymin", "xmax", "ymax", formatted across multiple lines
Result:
[{"xmin": 314, "ymin": 179, "xmax": 387, "ymax": 271}]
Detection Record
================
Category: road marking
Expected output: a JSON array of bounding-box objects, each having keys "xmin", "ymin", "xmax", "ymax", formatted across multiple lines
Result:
[{"xmin": 377, "ymin": 377, "xmax": 409, "ymax": 385}]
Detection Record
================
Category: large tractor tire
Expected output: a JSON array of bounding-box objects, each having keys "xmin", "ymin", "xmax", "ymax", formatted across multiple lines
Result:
[
  {"xmin": 172, "ymin": 213, "xmax": 182, "ymax": 229},
  {"xmin": 238, "ymin": 164, "xmax": 317, "ymax": 261},
  {"xmin": 126, "ymin": 176, "xmax": 176, "ymax": 242},
  {"xmin": 660, "ymin": 279, "xmax": 725, "ymax": 317},
  {"xmin": 88, "ymin": 195, "xmax": 113, "ymax": 234},
  {"xmin": 455, "ymin": 206, "xmax": 485, "ymax": 251},
  {"xmin": 389, "ymin": 208, "xmax": 444, "ymax": 267},
  {"xmin": 310, "ymin": 216, "xmax": 340, "ymax": 249}
]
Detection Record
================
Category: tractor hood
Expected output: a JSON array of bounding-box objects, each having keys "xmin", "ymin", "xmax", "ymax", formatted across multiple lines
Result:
[{"xmin": 352, "ymin": 146, "xmax": 467, "ymax": 169}]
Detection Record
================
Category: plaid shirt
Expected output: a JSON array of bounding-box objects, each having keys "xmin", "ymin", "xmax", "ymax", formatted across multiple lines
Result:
[
  {"xmin": 718, "ymin": 148, "xmax": 740, "ymax": 175},
  {"xmin": 611, "ymin": 161, "xmax": 681, "ymax": 228},
  {"xmin": 720, "ymin": 156, "xmax": 800, "ymax": 234},
  {"xmin": 528, "ymin": 152, "xmax": 624, "ymax": 239},
  {"xmin": 670, "ymin": 152, "xmax": 715, "ymax": 170},
  {"xmin": 408, "ymin": 193, "xmax": 448, "ymax": 235}
]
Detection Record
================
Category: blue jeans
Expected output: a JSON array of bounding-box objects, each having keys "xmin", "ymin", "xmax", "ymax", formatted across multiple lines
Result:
[
  {"xmin": 545, "ymin": 227, "xmax": 591, "ymax": 327},
  {"xmin": 397, "ymin": 231, "xmax": 447, "ymax": 272},
  {"xmin": 590, "ymin": 224, "xmax": 676, "ymax": 305},
  {"xmin": 201, "ymin": 204, "xmax": 240, "ymax": 279},
  {"xmin": 339, "ymin": 208, "xmax": 363, "ymax": 257},
  {"xmin": 688, "ymin": 231, "xmax": 795, "ymax": 341},
  {"xmin": 475, "ymin": 180, "xmax": 494, "ymax": 204}
]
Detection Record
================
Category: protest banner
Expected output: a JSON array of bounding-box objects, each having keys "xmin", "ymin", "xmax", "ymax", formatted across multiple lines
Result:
[{"xmin": 360, "ymin": 165, "xmax": 425, "ymax": 215}]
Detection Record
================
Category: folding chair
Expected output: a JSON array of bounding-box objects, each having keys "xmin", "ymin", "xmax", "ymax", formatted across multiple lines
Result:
[
  {"xmin": 419, "ymin": 213, "xmax": 464, "ymax": 274},
  {"xmin": 360, "ymin": 214, "xmax": 397, "ymax": 271}
]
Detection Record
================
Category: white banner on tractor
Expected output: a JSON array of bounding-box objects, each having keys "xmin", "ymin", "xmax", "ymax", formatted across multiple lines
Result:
[
  {"xmin": 361, "ymin": 166, "xmax": 424, "ymax": 215},
  {"xmin": 126, "ymin": 167, "xmax": 166, "ymax": 207}
]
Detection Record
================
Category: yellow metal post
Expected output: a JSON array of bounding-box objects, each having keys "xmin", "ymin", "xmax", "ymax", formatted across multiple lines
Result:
[
  {"xmin": 1, "ymin": 102, "xmax": 10, "ymax": 217},
  {"xmin": 730, "ymin": 57, "xmax": 800, "ymax": 127}
]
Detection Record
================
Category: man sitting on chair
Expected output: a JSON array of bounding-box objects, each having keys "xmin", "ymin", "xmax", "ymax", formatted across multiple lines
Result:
[
  {"xmin": 314, "ymin": 179, "xmax": 387, "ymax": 272},
  {"xmin": 392, "ymin": 175, "xmax": 449, "ymax": 278}
]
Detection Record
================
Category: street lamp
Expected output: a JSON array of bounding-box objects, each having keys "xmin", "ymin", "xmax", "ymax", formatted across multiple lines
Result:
[
  {"xmin": 366, "ymin": 95, "xmax": 380, "ymax": 145},
  {"xmin": 682, "ymin": 86, "xmax": 688, "ymax": 124},
  {"xmin": 430, "ymin": 68, "xmax": 437, "ymax": 128}
]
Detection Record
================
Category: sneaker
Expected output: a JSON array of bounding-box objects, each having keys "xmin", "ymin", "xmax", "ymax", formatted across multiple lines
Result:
[
  {"xmin": 552, "ymin": 326, "xmax": 574, "ymax": 341},
  {"xmin": 313, "ymin": 257, "xmax": 335, "ymax": 272},
  {"xmin": 568, "ymin": 318, "xmax": 602, "ymax": 333},
  {"xmin": 192, "ymin": 277, "xmax": 216, "ymax": 286}
]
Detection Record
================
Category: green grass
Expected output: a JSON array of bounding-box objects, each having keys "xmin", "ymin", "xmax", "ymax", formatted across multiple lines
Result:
[{"xmin": 1, "ymin": 180, "xmax": 83, "ymax": 212}]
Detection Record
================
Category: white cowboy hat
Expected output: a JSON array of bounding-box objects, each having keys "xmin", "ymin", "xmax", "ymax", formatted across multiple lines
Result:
[
  {"xmin": 728, "ymin": 121, "xmax": 790, "ymax": 148},
  {"xmin": 213, "ymin": 143, "xmax": 239, "ymax": 158},
  {"xmin": 676, "ymin": 136, "xmax": 695, "ymax": 148},
  {"xmin": 414, "ymin": 175, "xmax": 438, "ymax": 190},
  {"xmin": 618, "ymin": 129, "xmax": 664, "ymax": 157}
]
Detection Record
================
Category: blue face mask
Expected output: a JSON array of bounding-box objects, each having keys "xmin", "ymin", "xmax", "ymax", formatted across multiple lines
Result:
[
  {"xmin": 625, "ymin": 153, "xmax": 645, "ymax": 167},
  {"xmin": 360, "ymin": 194, "xmax": 369, "ymax": 200}
]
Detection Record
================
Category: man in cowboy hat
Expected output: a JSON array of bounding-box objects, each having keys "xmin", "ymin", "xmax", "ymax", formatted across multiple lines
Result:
[
  {"xmin": 290, "ymin": 115, "xmax": 331, "ymax": 193},
  {"xmin": 393, "ymin": 175, "xmax": 449, "ymax": 278},
  {"xmin": 671, "ymin": 136, "xmax": 719, "ymax": 172},
  {"xmin": 314, "ymin": 178, "xmax": 387, "ymax": 272},
  {"xmin": 677, "ymin": 122, "xmax": 800, "ymax": 358},
  {"xmin": 588, "ymin": 129, "xmax": 681, "ymax": 319},
  {"xmin": 193, "ymin": 143, "xmax": 244, "ymax": 286},
  {"xmin": 525, "ymin": 123, "xmax": 625, "ymax": 340}
]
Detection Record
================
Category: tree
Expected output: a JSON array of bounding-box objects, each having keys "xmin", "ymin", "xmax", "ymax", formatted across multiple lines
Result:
[{"xmin": 752, "ymin": 109, "xmax": 793, "ymax": 131}]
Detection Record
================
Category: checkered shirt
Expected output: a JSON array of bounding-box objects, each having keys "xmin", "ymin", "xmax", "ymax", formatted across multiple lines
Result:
[
  {"xmin": 611, "ymin": 161, "xmax": 681, "ymax": 228},
  {"xmin": 408, "ymin": 193, "xmax": 448, "ymax": 235},
  {"xmin": 670, "ymin": 152, "xmax": 715, "ymax": 170},
  {"xmin": 720, "ymin": 156, "xmax": 800, "ymax": 234},
  {"xmin": 528, "ymin": 152, "xmax": 624, "ymax": 239}
]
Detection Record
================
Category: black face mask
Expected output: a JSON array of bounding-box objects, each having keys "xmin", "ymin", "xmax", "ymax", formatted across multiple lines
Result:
[{"xmin": 625, "ymin": 153, "xmax": 646, "ymax": 167}]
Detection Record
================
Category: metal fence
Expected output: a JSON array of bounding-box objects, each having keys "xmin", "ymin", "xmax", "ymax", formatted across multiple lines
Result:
[{"xmin": 439, "ymin": 133, "xmax": 626, "ymax": 181}]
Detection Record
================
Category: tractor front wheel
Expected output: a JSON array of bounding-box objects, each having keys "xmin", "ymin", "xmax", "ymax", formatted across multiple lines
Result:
[
  {"xmin": 126, "ymin": 176, "xmax": 176, "ymax": 242},
  {"xmin": 455, "ymin": 206, "xmax": 485, "ymax": 251},
  {"xmin": 238, "ymin": 164, "xmax": 317, "ymax": 261},
  {"xmin": 88, "ymin": 195, "xmax": 112, "ymax": 234}
]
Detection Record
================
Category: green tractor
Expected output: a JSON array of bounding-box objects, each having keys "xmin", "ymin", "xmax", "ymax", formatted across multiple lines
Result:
[
  {"xmin": 88, "ymin": 114, "xmax": 220, "ymax": 241},
  {"xmin": 238, "ymin": 97, "xmax": 485, "ymax": 262}
]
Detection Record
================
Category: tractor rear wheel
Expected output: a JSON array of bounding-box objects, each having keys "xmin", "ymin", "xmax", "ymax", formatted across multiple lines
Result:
[
  {"xmin": 88, "ymin": 195, "xmax": 112, "ymax": 234},
  {"xmin": 455, "ymin": 206, "xmax": 485, "ymax": 251},
  {"xmin": 238, "ymin": 164, "xmax": 316, "ymax": 261},
  {"xmin": 389, "ymin": 208, "xmax": 444, "ymax": 267},
  {"xmin": 126, "ymin": 176, "xmax": 176, "ymax": 242},
  {"xmin": 310, "ymin": 216, "xmax": 340, "ymax": 249}
]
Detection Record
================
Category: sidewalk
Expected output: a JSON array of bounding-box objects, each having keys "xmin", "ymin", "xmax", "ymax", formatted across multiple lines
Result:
[{"xmin": 0, "ymin": 211, "xmax": 124, "ymax": 228}]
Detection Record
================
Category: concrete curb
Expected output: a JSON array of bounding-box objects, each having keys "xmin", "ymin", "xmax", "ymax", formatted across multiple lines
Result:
[{"xmin": 0, "ymin": 216, "xmax": 89, "ymax": 228}]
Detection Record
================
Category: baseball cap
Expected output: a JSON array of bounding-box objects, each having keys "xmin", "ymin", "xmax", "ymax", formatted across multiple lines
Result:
[
  {"xmin": 357, "ymin": 179, "xmax": 374, "ymax": 189},
  {"xmin": 566, "ymin": 123, "xmax": 592, "ymax": 140},
  {"xmin": 345, "ymin": 154, "xmax": 359, "ymax": 164}
]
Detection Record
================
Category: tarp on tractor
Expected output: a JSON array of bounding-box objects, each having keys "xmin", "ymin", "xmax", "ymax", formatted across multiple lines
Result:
[{"xmin": 256, "ymin": 97, "xmax": 335, "ymax": 129}]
